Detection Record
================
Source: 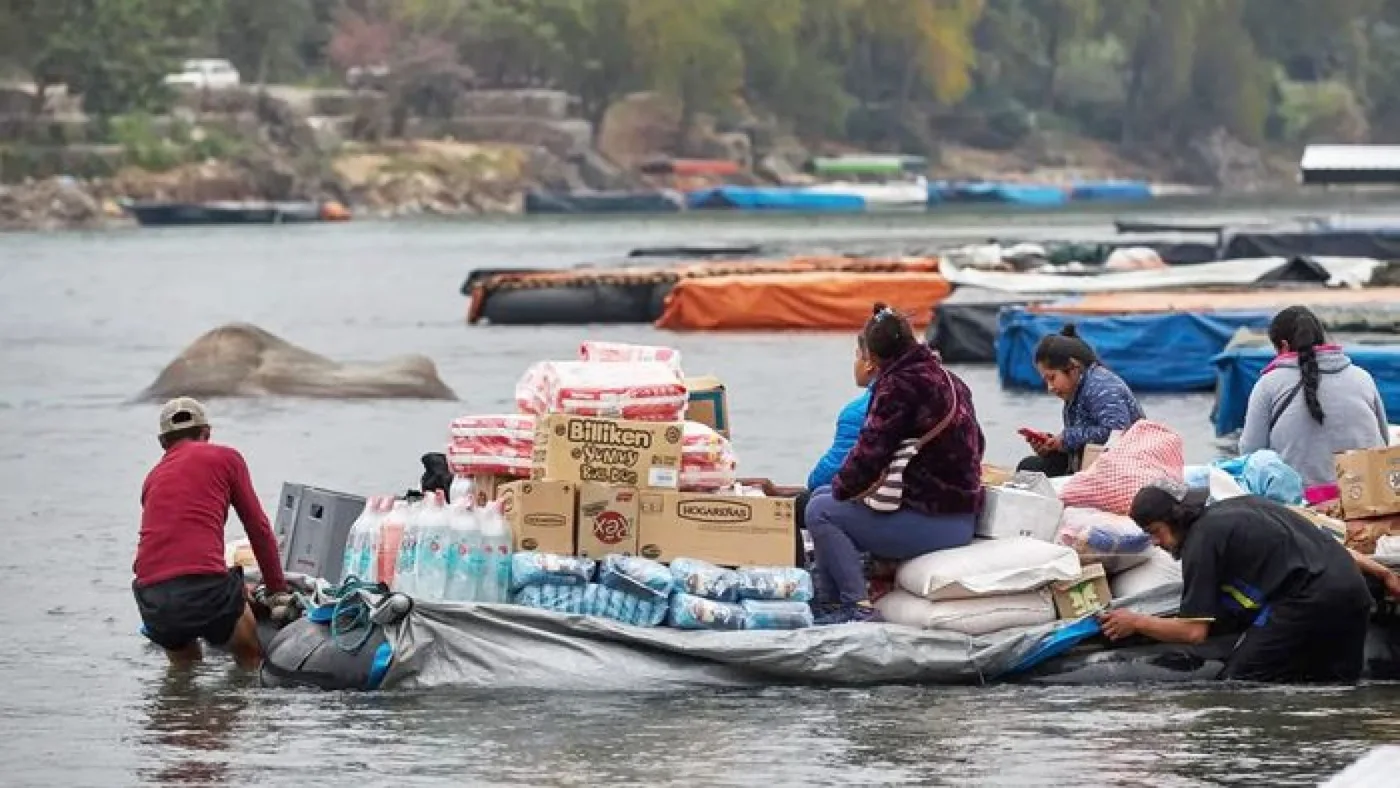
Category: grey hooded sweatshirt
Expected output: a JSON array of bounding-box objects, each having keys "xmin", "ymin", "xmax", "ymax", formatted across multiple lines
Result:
[{"xmin": 1239, "ymin": 347, "xmax": 1389, "ymax": 486}]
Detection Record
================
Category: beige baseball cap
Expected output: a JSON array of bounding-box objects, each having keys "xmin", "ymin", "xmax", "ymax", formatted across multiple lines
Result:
[{"xmin": 158, "ymin": 396, "xmax": 210, "ymax": 436}]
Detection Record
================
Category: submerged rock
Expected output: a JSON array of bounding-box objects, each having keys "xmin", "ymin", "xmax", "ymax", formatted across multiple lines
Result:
[{"xmin": 138, "ymin": 323, "xmax": 457, "ymax": 402}]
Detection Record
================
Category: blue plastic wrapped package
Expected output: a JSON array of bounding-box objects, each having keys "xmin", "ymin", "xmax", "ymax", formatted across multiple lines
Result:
[
  {"xmin": 1183, "ymin": 465, "xmax": 1211, "ymax": 490},
  {"xmin": 736, "ymin": 566, "xmax": 814, "ymax": 603},
  {"xmin": 512, "ymin": 584, "xmax": 588, "ymax": 615},
  {"xmin": 1212, "ymin": 450, "xmax": 1304, "ymax": 505},
  {"xmin": 669, "ymin": 557, "xmax": 740, "ymax": 602},
  {"xmin": 584, "ymin": 583, "xmax": 667, "ymax": 627},
  {"xmin": 668, "ymin": 593, "xmax": 747, "ymax": 631},
  {"xmin": 599, "ymin": 555, "xmax": 674, "ymax": 600},
  {"xmin": 509, "ymin": 552, "xmax": 596, "ymax": 593},
  {"xmin": 740, "ymin": 600, "xmax": 814, "ymax": 630}
]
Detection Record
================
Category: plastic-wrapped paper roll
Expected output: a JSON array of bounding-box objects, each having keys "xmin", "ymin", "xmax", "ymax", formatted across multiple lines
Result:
[
  {"xmin": 669, "ymin": 557, "xmax": 740, "ymax": 602},
  {"xmin": 515, "ymin": 360, "xmax": 688, "ymax": 421},
  {"xmin": 509, "ymin": 552, "xmax": 596, "ymax": 593},
  {"xmin": 668, "ymin": 592, "xmax": 746, "ymax": 630}
]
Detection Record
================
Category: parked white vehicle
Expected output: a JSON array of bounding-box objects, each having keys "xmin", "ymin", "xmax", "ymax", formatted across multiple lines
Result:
[{"xmin": 163, "ymin": 59, "xmax": 241, "ymax": 90}]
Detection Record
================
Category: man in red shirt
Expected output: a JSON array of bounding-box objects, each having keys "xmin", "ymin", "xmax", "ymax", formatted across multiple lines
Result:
[{"xmin": 133, "ymin": 397, "xmax": 288, "ymax": 668}]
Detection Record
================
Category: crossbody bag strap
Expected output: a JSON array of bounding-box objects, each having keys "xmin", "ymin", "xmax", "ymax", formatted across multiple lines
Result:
[
  {"xmin": 1268, "ymin": 381, "xmax": 1304, "ymax": 432},
  {"xmin": 914, "ymin": 369, "xmax": 960, "ymax": 449}
]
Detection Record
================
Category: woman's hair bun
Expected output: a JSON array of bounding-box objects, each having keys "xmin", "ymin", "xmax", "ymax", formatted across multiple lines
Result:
[
  {"xmin": 872, "ymin": 302, "xmax": 889, "ymax": 316},
  {"xmin": 1059, "ymin": 324, "xmax": 1080, "ymax": 339}
]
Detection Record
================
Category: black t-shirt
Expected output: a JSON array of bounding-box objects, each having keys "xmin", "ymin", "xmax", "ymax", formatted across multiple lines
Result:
[{"xmin": 1178, "ymin": 496, "xmax": 1369, "ymax": 621}]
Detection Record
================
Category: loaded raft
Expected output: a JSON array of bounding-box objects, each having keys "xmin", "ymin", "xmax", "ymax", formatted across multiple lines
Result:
[{"xmin": 242, "ymin": 341, "xmax": 1400, "ymax": 691}]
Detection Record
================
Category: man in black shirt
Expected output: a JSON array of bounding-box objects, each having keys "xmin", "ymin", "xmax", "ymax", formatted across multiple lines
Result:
[{"xmin": 1099, "ymin": 479, "xmax": 1400, "ymax": 683}]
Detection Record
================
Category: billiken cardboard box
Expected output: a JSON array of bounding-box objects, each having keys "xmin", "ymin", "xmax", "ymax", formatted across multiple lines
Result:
[
  {"xmin": 532, "ymin": 414, "xmax": 683, "ymax": 490},
  {"xmin": 637, "ymin": 491, "xmax": 796, "ymax": 568}
]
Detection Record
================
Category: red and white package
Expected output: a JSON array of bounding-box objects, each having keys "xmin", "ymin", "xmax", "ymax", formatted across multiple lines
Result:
[
  {"xmin": 515, "ymin": 360, "xmax": 688, "ymax": 421},
  {"xmin": 449, "ymin": 414, "xmax": 536, "ymax": 451},
  {"xmin": 446, "ymin": 445, "xmax": 532, "ymax": 477},
  {"xmin": 579, "ymin": 341, "xmax": 684, "ymax": 376},
  {"xmin": 680, "ymin": 421, "xmax": 737, "ymax": 491},
  {"xmin": 446, "ymin": 414, "xmax": 536, "ymax": 477}
]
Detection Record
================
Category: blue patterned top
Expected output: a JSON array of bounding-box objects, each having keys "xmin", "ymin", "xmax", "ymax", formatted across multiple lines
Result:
[{"xmin": 1062, "ymin": 363, "xmax": 1144, "ymax": 452}]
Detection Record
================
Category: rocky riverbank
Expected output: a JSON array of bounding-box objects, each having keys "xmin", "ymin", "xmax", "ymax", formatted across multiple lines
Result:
[{"xmin": 0, "ymin": 87, "xmax": 1305, "ymax": 232}]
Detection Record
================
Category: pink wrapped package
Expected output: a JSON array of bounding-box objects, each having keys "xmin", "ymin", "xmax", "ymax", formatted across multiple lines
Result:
[
  {"xmin": 515, "ymin": 360, "xmax": 688, "ymax": 421},
  {"xmin": 579, "ymin": 341, "xmax": 683, "ymax": 376},
  {"xmin": 446, "ymin": 414, "xmax": 535, "ymax": 476},
  {"xmin": 446, "ymin": 445, "xmax": 532, "ymax": 477},
  {"xmin": 681, "ymin": 421, "xmax": 737, "ymax": 491}
]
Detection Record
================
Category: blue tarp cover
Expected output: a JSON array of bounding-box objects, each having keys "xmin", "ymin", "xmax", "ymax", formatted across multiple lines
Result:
[
  {"xmin": 685, "ymin": 186, "xmax": 866, "ymax": 212},
  {"xmin": 997, "ymin": 308, "xmax": 1275, "ymax": 392},
  {"xmin": 1211, "ymin": 345, "xmax": 1400, "ymax": 435}
]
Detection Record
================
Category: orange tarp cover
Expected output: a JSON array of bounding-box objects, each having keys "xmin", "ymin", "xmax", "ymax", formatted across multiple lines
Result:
[
  {"xmin": 1030, "ymin": 287, "xmax": 1400, "ymax": 315},
  {"xmin": 655, "ymin": 272, "xmax": 952, "ymax": 331}
]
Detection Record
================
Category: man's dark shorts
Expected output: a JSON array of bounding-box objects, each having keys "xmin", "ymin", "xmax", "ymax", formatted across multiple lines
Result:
[{"xmin": 133, "ymin": 567, "xmax": 248, "ymax": 651}]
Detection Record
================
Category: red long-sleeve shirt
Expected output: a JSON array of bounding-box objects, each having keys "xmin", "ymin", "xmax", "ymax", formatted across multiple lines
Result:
[{"xmin": 134, "ymin": 441, "xmax": 288, "ymax": 592}]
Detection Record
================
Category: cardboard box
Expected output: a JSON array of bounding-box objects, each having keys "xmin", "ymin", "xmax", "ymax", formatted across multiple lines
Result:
[
  {"xmin": 576, "ymin": 483, "xmax": 640, "ymax": 558},
  {"xmin": 1080, "ymin": 430, "xmax": 1124, "ymax": 471},
  {"xmin": 684, "ymin": 376, "xmax": 730, "ymax": 438},
  {"xmin": 1052, "ymin": 563, "xmax": 1112, "ymax": 619},
  {"xmin": 976, "ymin": 484, "xmax": 1064, "ymax": 542},
  {"xmin": 498, "ymin": 480, "xmax": 577, "ymax": 555},
  {"xmin": 1336, "ymin": 446, "xmax": 1400, "ymax": 519},
  {"xmin": 637, "ymin": 491, "xmax": 796, "ymax": 567},
  {"xmin": 461, "ymin": 472, "xmax": 514, "ymax": 508},
  {"xmin": 532, "ymin": 414, "xmax": 683, "ymax": 489}
]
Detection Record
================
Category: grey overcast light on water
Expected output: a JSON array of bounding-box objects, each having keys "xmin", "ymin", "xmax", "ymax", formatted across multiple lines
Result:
[{"xmin": 4, "ymin": 203, "xmax": 1400, "ymax": 787}]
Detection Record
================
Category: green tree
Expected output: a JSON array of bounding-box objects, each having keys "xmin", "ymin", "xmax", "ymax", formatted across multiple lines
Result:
[
  {"xmin": 535, "ymin": 0, "xmax": 636, "ymax": 135},
  {"xmin": 626, "ymin": 0, "xmax": 744, "ymax": 146},
  {"xmin": 217, "ymin": 0, "xmax": 315, "ymax": 85}
]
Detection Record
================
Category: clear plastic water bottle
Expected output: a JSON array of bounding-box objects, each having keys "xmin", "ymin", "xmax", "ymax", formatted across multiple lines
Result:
[
  {"xmin": 478, "ymin": 506, "xmax": 513, "ymax": 603},
  {"xmin": 415, "ymin": 491, "xmax": 452, "ymax": 602},
  {"xmin": 376, "ymin": 499, "xmax": 408, "ymax": 588},
  {"xmin": 449, "ymin": 474, "xmax": 474, "ymax": 507},
  {"xmin": 394, "ymin": 497, "xmax": 427, "ymax": 596},
  {"xmin": 444, "ymin": 499, "xmax": 483, "ymax": 602},
  {"xmin": 341, "ymin": 495, "xmax": 383, "ymax": 582}
]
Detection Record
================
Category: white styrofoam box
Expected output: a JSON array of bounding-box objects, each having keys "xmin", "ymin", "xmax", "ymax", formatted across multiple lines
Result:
[
  {"xmin": 977, "ymin": 485, "xmax": 1064, "ymax": 542},
  {"xmin": 896, "ymin": 537, "xmax": 1082, "ymax": 601},
  {"xmin": 1107, "ymin": 546, "xmax": 1182, "ymax": 599}
]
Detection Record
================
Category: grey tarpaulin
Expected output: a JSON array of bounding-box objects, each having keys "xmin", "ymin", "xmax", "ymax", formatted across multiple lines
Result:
[
  {"xmin": 927, "ymin": 287, "xmax": 1056, "ymax": 363},
  {"xmin": 381, "ymin": 583, "xmax": 1183, "ymax": 691}
]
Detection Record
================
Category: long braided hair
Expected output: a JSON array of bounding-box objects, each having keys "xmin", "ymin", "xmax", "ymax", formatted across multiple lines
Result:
[{"xmin": 1267, "ymin": 306, "xmax": 1328, "ymax": 424}]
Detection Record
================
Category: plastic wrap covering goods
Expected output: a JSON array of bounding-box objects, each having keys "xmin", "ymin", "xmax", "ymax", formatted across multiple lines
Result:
[
  {"xmin": 447, "ymin": 414, "xmax": 535, "ymax": 476},
  {"xmin": 926, "ymin": 287, "xmax": 1055, "ymax": 363},
  {"xmin": 686, "ymin": 186, "xmax": 866, "ymax": 213},
  {"xmin": 681, "ymin": 421, "xmax": 738, "ymax": 491},
  {"xmin": 1212, "ymin": 343, "xmax": 1400, "ymax": 436},
  {"xmin": 377, "ymin": 582, "xmax": 1185, "ymax": 690},
  {"xmin": 940, "ymin": 256, "xmax": 1381, "ymax": 294},
  {"xmin": 523, "ymin": 189, "xmax": 684, "ymax": 215},
  {"xmin": 997, "ymin": 308, "xmax": 1272, "ymax": 392},
  {"xmin": 656, "ymin": 271, "xmax": 951, "ymax": 331},
  {"xmin": 515, "ymin": 360, "xmax": 688, "ymax": 421}
]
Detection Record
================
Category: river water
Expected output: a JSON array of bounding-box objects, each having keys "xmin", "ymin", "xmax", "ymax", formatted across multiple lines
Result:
[{"xmin": 3, "ymin": 204, "xmax": 1399, "ymax": 786}]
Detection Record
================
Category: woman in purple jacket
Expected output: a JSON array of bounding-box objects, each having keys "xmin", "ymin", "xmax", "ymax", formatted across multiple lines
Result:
[{"xmin": 805, "ymin": 304, "xmax": 985, "ymax": 624}]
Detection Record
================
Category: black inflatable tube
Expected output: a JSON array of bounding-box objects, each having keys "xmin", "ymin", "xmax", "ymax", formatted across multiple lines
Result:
[
  {"xmin": 260, "ymin": 617, "xmax": 392, "ymax": 691},
  {"xmin": 477, "ymin": 281, "xmax": 673, "ymax": 325}
]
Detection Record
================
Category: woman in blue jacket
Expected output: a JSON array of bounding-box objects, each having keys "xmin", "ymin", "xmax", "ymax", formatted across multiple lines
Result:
[
  {"xmin": 1018, "ymin": 324, "xmax": 1144, "ymax": 477},
  {"xmin": 791, "ymin": 335, "xmax": 874, "ymax": 565}
]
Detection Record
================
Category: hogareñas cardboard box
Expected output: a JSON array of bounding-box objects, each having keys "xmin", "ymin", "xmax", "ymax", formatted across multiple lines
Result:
[{"xmin": 637, "ymin": 491, "xmax": 796, "ymax": 568}]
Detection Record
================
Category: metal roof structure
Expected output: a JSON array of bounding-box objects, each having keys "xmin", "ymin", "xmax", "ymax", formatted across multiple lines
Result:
[{"xmin": 1300, "ymin": 144, "xmax": 1400, "ymax": 184}]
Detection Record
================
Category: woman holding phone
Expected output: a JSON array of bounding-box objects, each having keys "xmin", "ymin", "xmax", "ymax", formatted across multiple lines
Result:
[{"xmin": 1017, "ymin": 324, "xmax": 1144, "ymax": 477}]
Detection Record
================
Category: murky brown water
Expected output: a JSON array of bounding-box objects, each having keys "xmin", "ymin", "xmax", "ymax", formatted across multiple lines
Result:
[{"xmin": 3, "ymin": 208, "xmax": 1398, "ymax": 786}]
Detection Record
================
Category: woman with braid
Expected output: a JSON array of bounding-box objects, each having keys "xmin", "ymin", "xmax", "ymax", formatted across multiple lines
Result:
[{"xmin": 1239, "ymin": 306, "xmax": 1389, "ymax": 486}]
